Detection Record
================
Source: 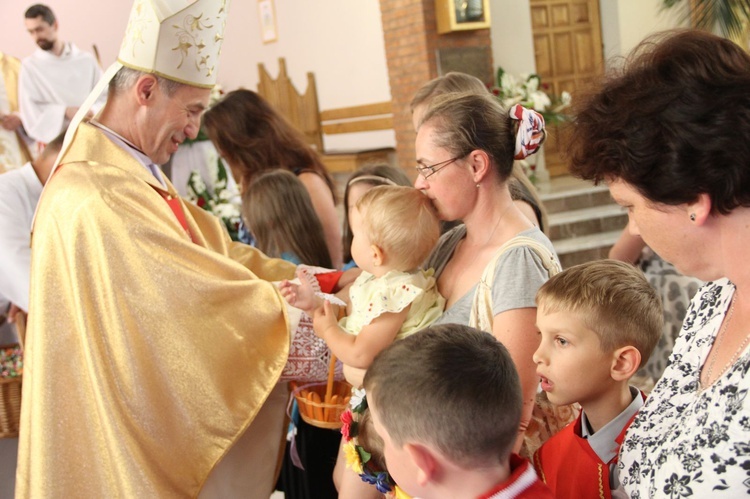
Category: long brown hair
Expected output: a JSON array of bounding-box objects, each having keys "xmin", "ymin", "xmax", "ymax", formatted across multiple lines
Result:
[
  {"xmin": 242, "ymin": 170, "xmax": 332, "ymax": 268},
  {"xmin": 203, "ymin": 89, "xmax": 336, "ymax": 199}
]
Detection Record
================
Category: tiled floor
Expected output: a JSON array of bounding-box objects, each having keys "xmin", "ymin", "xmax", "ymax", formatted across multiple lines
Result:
[{"xmin": 0, "ymin": 438, "xmax": 17, "ymax": 497}]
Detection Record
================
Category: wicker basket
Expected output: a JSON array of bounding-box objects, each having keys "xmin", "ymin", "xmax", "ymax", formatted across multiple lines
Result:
[
  {"xmin": 291, "ymin": 354, "xmax": 351, "ymax": 429},
  {"xmin": 0, "ymin": 343, "xmax": 22, "ymax": 438},
  {"xmin": 0, "ymin": 377, "xmax": 21, "ymax": 438}
]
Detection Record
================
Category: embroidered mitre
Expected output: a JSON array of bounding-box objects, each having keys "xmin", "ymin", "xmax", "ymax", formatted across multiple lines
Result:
[{"xmin": 118, "ymin": 0, "xmax": 229, "ymax": 88}]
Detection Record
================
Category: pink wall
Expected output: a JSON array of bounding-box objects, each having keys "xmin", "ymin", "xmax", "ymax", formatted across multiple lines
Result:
[
  {"xmin": 0, "ymin": 0, "xmax": 395, "ymax": 150},
  {"xmin": 0, "ymin": 2, "xmax": 131, "ymax": 66}
]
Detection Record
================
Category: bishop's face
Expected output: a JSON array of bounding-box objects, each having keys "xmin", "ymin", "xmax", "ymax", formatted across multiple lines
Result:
[
  {"xmin": 25, "ymin": 17, "xmax": 58, "ymax": 52},
  {"xmin": 139, "ymin": 80, "xmax": 210, "ymax": 166}
]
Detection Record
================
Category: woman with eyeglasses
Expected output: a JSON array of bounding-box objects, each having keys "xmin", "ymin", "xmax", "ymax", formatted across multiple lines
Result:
[{"xmin": 417, "ymin": 93, "xmax": 564, "ymax": 456}]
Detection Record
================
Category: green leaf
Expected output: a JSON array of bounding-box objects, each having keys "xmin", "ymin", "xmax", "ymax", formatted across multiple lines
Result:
[
  {"xmin": 496, "ymin": 66, "xmax": 505, "ymax": 86},
  {"xmin": 357, "ymin": 446, "xmax": 372, "ymax": 465}
]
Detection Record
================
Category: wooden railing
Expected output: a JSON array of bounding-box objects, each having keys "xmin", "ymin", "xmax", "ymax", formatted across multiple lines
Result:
[{"xmin": 258, "ymin": 58, "xmax": 396, "ymax": 173}]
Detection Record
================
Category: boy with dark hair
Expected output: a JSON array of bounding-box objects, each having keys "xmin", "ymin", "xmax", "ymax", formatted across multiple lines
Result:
[{"xmin": 363, "ymin": 324, "xmax": 552, "ymax": 498}]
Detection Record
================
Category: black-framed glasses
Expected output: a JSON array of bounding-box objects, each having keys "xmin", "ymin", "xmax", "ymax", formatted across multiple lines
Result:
[{"xmin": 415, "ymin": 155, "xmax": 464, "ymax": 179}]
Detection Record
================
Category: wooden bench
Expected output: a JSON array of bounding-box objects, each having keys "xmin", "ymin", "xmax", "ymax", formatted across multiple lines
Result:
[{"xmin": 257, "ymin": 58, "xmax": 396, "ymax": 173}]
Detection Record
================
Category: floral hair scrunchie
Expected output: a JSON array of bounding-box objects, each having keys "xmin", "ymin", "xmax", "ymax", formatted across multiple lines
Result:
[
  {"xmin": 510, "ymin": 104, "xmax": 546, "ymax": 160},
  {"xmin": 340, "ymin": 390, "xmax": 409, "ymax": 498}
]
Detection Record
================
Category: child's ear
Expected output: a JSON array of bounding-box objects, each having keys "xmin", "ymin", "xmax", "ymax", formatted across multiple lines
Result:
[
  {"xmin": 404, "ymin": 442, "xmax": 438, "ymax": 487},
  {"xmin": 610, "ymin": 346, "xmax": 641, "ymax": 381},
  {"xmin": 371, "ymin": 245, "xmax": 385, "ymax": 266}
]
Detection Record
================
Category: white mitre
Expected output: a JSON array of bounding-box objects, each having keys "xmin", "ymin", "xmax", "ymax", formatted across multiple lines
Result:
[
  {"xmin": 39, "ymin": 0, "xmax": 230, "ymax": 191},
  {"xmin": 118, "ymin": 0, "xmax": 229, "ymax": 88}
]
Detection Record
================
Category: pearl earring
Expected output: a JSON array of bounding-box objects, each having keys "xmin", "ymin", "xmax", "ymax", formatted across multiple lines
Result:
[{"xmin": 476, "ymin": 183, "xmax": 480, "ymax": 188}]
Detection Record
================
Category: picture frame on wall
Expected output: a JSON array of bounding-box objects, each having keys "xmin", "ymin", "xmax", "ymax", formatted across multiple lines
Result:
[
  {"xmin": 258, "ymin": 0, "xmax": 278, "ymax": 43},
  {"xmin": 434, "ymin": 0, "xmax": 491, "ymax": 34}
]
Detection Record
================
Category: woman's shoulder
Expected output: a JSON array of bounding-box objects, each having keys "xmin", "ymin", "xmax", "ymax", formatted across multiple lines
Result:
[{"xmin": 494, "ymin": 228, "xmax": 558, "ymax": 266}]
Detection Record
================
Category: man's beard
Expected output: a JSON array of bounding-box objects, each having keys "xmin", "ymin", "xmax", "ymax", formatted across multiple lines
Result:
[{"xmin": 37, "ymin": 39, "xmax": 54, "ymax": 51}]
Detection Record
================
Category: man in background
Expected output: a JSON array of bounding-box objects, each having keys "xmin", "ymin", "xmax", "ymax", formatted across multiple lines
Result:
[{"xmin": 19, "ymin": 4, "xmax": 104, "ymax": 145}]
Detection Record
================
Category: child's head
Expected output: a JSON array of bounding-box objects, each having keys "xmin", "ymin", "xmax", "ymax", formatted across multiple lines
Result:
[
  {"xmin": 352, "ymin": 185, "xmax": 440, "ymax": 272},
  {"xmin": 343, "ymin": 165, "xmax": 412, "ymax": 264},
  {"xmin": 242, "ymin": 169, "xmax": 333, "ymax": 268},
  {"xmin": 363, "ymin": 324, "xmax": 522, "ymax": 497},
  {"xmin": 534, "ymin": 259, "xmax": 662, "ymax": 406}
]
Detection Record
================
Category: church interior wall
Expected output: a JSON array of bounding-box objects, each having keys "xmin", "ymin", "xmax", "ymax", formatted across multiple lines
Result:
[{"xmin": 0, "ymin": 0, "xmax": 682, "ymax": 152}]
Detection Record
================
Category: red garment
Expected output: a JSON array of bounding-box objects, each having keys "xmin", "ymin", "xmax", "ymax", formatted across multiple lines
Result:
[
  {"xmin": 477, "ymin": 454, "xmax": 553, "ymax": 499},
  {"xmin": 315, "ymin": 270, "xmax": 343, "ymax": 293},
  {"xmin": 533, "ymin": 412, "xmax": 637, "ymax": 499}
]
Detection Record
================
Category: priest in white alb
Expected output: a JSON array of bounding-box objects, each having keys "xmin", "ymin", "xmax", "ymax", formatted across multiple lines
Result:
[{"xmin": 18, "ymin": 4, "xmax": 105, "ymax": 145}]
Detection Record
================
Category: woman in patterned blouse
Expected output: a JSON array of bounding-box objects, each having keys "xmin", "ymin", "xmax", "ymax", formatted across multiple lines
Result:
[{"xmin": 566, "ymin": 29, "xmax": 750, "ymax": 497}]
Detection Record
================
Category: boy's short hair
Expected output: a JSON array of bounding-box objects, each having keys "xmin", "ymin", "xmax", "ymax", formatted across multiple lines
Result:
[
  {"xmin": 363, "ymin": 324, "xmax": 522, "ymax": 467},
  {"xmin": 356, "ymin": 185, "xmax": 440, "ymax": 271},
  {"xmin": 536, "ymin": 259, "xmax": 662, "ymax": 366}
]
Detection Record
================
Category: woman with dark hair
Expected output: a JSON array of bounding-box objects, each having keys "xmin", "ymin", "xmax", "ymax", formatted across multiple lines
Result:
[
  {"xmin": 203, "ymin": 89, "xmax": 343, "ymax": 268},
  {"xmin": 568, "ymin": 29, "xmax": 750, "ymax": 496}
]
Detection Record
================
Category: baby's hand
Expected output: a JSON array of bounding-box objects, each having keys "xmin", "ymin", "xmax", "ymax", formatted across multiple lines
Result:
[
  {"xmin": 278, "ymin": 280, "xmax": 300, "ymax": 306},
  {"xmin": 313, "ymin": 300, "xmax": 339, "ymax": 339},
  {"xmin": 279, "ymin": 268, "xmax": 320, "ymax": 314}
]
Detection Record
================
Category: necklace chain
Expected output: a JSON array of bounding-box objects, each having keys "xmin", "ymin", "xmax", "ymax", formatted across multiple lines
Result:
[
  {"xmin": 484, "ymin": 202, "xmax": 513, "ymax": 246},
  {"xmin": 700, "ymin": 296, "xmax": 750, "ymax": 389}
]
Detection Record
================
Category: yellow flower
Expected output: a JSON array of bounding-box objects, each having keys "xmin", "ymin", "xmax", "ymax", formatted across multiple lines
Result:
[
  {"xmin": 394, "ymin": 485, "xmax": 411, "ymax": 499},
  {"xmin": 344, "ymin": 442, "xmax": 363, "ymax": 474}
]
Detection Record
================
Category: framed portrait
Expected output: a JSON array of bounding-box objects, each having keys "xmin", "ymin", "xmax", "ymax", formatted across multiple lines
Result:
[
  {"xmin": 435, "ymin": 0, "xmax": 491, "ymax": 34},
  {"xmin": 258, "ymin": 0, "xmax": 278, "ymax": 44}
]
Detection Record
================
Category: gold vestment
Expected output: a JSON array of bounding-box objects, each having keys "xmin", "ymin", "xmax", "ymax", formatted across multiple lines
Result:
[
  {"xmin": 0, "ymin": 51, "xmax": 32, "ymax": 169},
  {"xmin": 16, "ymin": 122, "xmax": 295, "ymax": 497}
]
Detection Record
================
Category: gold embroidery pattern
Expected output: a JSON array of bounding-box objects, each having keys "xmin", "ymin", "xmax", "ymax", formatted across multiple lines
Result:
[
  {"xmin": 533, "ymin": 451, "xmax": 547, "ymax": 483},
  {"xmin": 597, "ymin": 463, "xmax": 605, "ymax": 499},
  {"xmin": 122, "ymin": 0, "xmax": 150, "ymax": 58},
  {"xmin": 171, "ymin": 13, "xmax": 214, "ymax": 74}
]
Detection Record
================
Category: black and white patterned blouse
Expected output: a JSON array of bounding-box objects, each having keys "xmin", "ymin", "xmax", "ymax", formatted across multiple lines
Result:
[{"xmin": 619, "ymin": 278, "xmax": 750, "ymax": 497}]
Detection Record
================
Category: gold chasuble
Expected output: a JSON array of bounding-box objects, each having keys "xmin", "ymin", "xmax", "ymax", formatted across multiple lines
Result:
[
  {"xmin": 0, "ymin": 51, "xmax": 32, "ymax": 168},
  {"xmin": 17, "ymin": 122, "xmax": 295, "ymax": 497}
]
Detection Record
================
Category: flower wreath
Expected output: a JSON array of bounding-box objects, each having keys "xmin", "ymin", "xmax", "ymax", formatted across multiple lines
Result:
[{"xmin": 340, "ymin": 390, "xmax": 409, "ymax": 498}]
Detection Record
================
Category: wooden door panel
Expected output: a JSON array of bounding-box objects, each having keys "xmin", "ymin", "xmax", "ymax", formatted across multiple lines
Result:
[
  {"xmin": 530, "ymin": 5, "xmax": 549, "ymax": 28},
  {"xmin": 553, "ymin": 33, "xmax": 575, "ymax": 75},
  {"xmin": 572, "ymin": 3, "xmax": 590, "ymax": 23},
  {"xmin": 529, "ymin": 0, "xmax": 603, "ymax": 176},
  {"xmin": 552, "ymin": 5, "xmax": 570, "ymax": 26},
  {"xmin": 534, "ymin": 35, "xmax": 552, "ymax": 75},
  {"xmin": 575, "ymin": 31, "xmax": 596, "ymax": 72}
]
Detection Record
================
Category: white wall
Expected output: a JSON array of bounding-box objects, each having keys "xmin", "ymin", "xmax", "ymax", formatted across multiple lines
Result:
[
  {"xmin": 0, "ymin": 0, "xmax": 689, "ymax": 150},
  {"xmin": 489, "ymin": 0, "xmax": 537, "ymax": 78},
  {"xmin": 599, "ymin": 0, "xmax": 686, "ymax": 64},
  {"xmin": 0, "ymin": 0, "xmax": 394, "ymax": 150}
]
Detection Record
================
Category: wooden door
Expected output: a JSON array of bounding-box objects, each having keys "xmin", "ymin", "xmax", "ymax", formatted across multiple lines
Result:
[{"xmin": 529, "ymin": 0, "xmax": 604, "ymax": 176}]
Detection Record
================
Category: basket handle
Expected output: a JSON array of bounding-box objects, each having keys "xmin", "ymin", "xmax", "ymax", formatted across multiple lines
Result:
[{"xmin": 324, "ymin": 353, "xmax": 336, "ymax": 404}]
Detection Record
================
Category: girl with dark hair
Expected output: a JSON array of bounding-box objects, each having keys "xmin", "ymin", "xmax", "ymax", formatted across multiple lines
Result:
[{"xmin": 243, "ymin": 170, "xmax": 332, "ymax": 268}]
